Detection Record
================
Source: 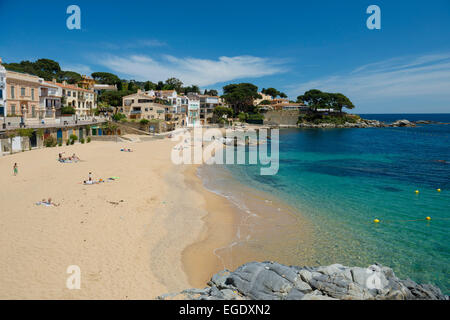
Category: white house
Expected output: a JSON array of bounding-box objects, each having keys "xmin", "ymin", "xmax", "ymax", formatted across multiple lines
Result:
[
  {"xmin": 40, "ymin": 79, "xmax": 62, "ymax": 118},
  {"xmin": 0, "ymin": 58, "xmax": 6, "ymax": 120},
  {"xmin": 186, "ymin": 96, "xmax": 200, "ymax": 127}
]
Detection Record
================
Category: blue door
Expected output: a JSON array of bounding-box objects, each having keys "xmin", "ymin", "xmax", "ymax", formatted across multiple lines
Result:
[{"xmin": 57, "ymin": 129, "xmax": 63, "ymax": 143}]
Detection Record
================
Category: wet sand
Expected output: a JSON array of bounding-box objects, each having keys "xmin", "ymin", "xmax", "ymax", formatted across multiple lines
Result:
[{"xmin": 182, "ymin": 164, "xmax": 316, "ymax": 288}]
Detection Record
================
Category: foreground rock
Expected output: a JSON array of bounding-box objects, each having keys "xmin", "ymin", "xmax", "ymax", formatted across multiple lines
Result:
[{"xmin": 158, "ymin": 262, "xmax": 448, "ymax": 300}]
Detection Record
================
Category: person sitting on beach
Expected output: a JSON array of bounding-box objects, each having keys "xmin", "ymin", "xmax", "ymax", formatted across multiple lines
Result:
[{"xmin": 70, "ymin": 153, "xmax": 80, "ymax": 161}]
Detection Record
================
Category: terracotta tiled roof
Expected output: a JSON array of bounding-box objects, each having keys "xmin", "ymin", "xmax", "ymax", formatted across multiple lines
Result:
[{"xmin": 49, "ymin": 81, "xmax": 94, "ymax": 93}]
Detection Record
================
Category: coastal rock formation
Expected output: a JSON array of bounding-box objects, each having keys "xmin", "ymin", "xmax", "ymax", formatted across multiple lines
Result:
[
  {"xmin": 296, "ymin": 118, "xmax": 420, "ymax": 129},
  {"xmin": 389, "ymin": 119, "xmax": 416, "ymax": 127},
  {"xmin": 158, "ymin": 261, "xmax": 448, "ymax": 300}
]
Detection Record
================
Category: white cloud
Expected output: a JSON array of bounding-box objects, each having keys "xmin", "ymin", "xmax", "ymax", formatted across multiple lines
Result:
[
  {"xmin": 61, "ymin": 63, "xmax": 93, "ymax": 75},
  {"xmin": 95, "ymin": 54, "xmax": 286, "ymax": 86},
  {"xmin": 288, "ymin": 53, "xmax": 450, "ymax": 103},
  {"xmin": 99, "ymin": 39, "xmax": 167, "ymax": 50}
]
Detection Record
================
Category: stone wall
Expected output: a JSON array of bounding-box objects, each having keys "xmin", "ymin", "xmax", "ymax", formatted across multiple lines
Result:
[{"xmin": 263, "ymin": 110, "xmax": 300, "ymax": 126}]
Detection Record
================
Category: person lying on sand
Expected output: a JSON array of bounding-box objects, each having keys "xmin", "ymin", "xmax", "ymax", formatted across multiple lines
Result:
[
  {"xmin": 120, "ymin": 148, "xmax": 133, "ymax": 152},
  {"xmin": 83, "ymin": 177, "xmax": 118, "ymax": 185},
  {"xmin": 36, "ymin": 198, "xmax": 60, "ymax": 207},
  {"xmin": 71, "ymin": 153, "xmax": 80, "ymax": 161}
]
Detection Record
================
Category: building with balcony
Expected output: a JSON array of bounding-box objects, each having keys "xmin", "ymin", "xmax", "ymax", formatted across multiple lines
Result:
[
  {"xmin": 40, "ymin": 79, "xmax": 62, "ymax": 118},
  {"xmin": 78, "ymin": 75, "xmax": 96, "ymax": 90},
  {"xmin": 122, "ymin": 91, "xmax": 165, "ymax": 120},
  {"xmin": 199, "ymin": 95, "xmax": 220, "ymax": 125},
  {"xmin": 53, "ymin": 81, "xmax": 97, "ymax": 116},
  {"xmin": 186, "ymin": 94, "xmax": 200, "ymax": 127},
  {"xmin": 5, "ymin": 70, "xmax": 41, "ymax": 119}
]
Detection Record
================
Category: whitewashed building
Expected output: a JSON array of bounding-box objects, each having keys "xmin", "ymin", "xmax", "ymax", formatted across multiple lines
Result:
[
  {"xmin": 0, "ymin": 58, "xmax": 6, "ymax": 121},
  {"xmin": 186, "ymin": 95, "xmax": 200, "ymax": 127},
  {"xmin": 40, "ymin": 79, "xmax": 62, "ymax": 118}
]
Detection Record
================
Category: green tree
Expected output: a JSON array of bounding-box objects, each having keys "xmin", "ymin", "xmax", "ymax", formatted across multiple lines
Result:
[
  {"xmin": 213, "ymin": 106, "xmax": 233, "ymax": 120},
  {"xmin": 112, "ymin": 113, "xmax": 127, "ymax": 121},
  {"xmin": 183, "ymin": 85, "xmax": 200, "ymax": 94},
  {"xmin": 328, "ymin": 93, "xmax": 355, "ymax": 113},
  {"xmin": 91, "ymin": 72, "xmax": 121, "ymax": 85},
  {"xmin": 222, "ymin": 83, "xmax": 260, "ymax": 114},
  {"xmin": 297, "ymin": 90, "xmax": 355, "ymax": 113},
  {"xmin": 127, "ymin": 81, "xmax": 136, "ymax": 92},
  {"xmin": 144, "ymin": 81, "xmax": 157, "ymax": 91},
  {"xmin": 61, "ymin": 106, "xmax": 76, "ymax": 115},
  {"xmin": 100, "ymin": 90, "xmax": 132, "ymax": 107},
  {"xmin": 297, "ymin": 89, "xmax": 329, "ymax": 111},
  {"xmin": 58, "ymin": 71, "xmax": 82, "ymax": 84},
  {"xmin": 261, "ymin": 87, "xmax": 287, "ymax": 99},
  {"xmin": 164, "ymin": 78, "xmax": 183, "ymax": 92},
  {"xmin": 156, "ymin": 81, "xmax": 164, "ymax": 90},
  {"xmin": 204, "ymin": 89, "xmax": 219, "ymax": 96},
  {"xmin": 4, "ymin": 58, "xmax": 62, "ymax": 81},
  {"xmin": 258, "ymin": 100, "xmax": 272, "ymax": 105}
]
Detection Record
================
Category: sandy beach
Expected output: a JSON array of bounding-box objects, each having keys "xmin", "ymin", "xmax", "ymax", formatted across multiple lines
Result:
[
  {"xmin": 0, "ymin": 135, "xmax": 238, "ymax": 299},
  {"xmin": 0, "ymin": 129, "xmax": 315, "ymax": 299}
]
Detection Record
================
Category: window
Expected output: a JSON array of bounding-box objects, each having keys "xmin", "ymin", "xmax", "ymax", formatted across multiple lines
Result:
[
  {"xmin": 31, "ymin": 88, "xmax": 34, "ymax": 100},
  {"xmin": 21, "ymin": 87, "xmax": 25, "ymax": 96},
  {"xmin": 11, "ymin": 104, "xmax": 16, "ymax": 115},
  {"xmin": 62, "ymin": 89, "xmax": 66, "ymax": 96},
  {"xmin": 68, "ymin": 91, "xmax": 71, "ymax": 97},
  {"xmin": 0, "ymin": 89, "xmax": 2, "ymax": 99},
  {"xmin": 11, "ymin": 86, "xmax": 15, "ymax": 99},
  {"xmin": 31, "ymin": 106, "xmax": 36, "ymax": 117}
]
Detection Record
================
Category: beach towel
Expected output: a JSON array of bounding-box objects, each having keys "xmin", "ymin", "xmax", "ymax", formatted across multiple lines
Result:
[{"xmin": 36, "ymin": 201, "xmax": 53, "ymax": 207}]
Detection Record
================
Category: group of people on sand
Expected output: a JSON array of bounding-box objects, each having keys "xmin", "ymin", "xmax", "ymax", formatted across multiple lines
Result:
[
  {"xmin": 120, "ymin": 147, "xmax": 133, "ymax": 152},
  {"xmin": 58, "ymin": 152, "xmax": 80, "ymax": 163}
]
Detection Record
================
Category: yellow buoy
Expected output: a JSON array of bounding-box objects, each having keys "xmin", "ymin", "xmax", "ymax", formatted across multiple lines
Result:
[
  {"xmin": 426, "ymin": 217, "xmax": 431, "ymax": 221},
  {"xmin": 437, "ymin": 189, "xmax": 441, "ymax": 192},
  {"xmin": 415, "ymin": 190, "xmax": 419, "ymax": 194},
  {"xmin": 374, "ymin": 219, "xmax": 380, "ymax": 223}
]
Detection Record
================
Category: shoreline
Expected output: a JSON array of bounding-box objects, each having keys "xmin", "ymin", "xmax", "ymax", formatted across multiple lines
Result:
[
  {"xmin": 180, "ymin": 164, "xmax": 239, "ymax": 288},
  {"xmin": 182, "ymin": 162, "xmax": 316, "ymax": 289}
]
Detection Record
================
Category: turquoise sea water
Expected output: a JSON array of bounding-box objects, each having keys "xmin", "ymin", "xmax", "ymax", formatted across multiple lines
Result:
[{"xmin": 218, "ymin": 114, "xmax": 450, "ymax": 293}]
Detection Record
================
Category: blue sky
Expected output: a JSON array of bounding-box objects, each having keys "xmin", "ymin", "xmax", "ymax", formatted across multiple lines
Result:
[{"xmin": 1, "ymin": 0, "xmax": 449, "ymax": 113}]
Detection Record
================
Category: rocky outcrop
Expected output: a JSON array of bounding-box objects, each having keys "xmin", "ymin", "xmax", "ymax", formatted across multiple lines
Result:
[
  {"xmin": 389, "ymin": 119, "xmax": 416, "ymax": 127},
  {"xmin": 297, "ymin": 118, "xmax": 420, "ymax": 128},
  {"xmin": 158, "ymin": 261, "xmax": 448, "ymax": 300}
]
